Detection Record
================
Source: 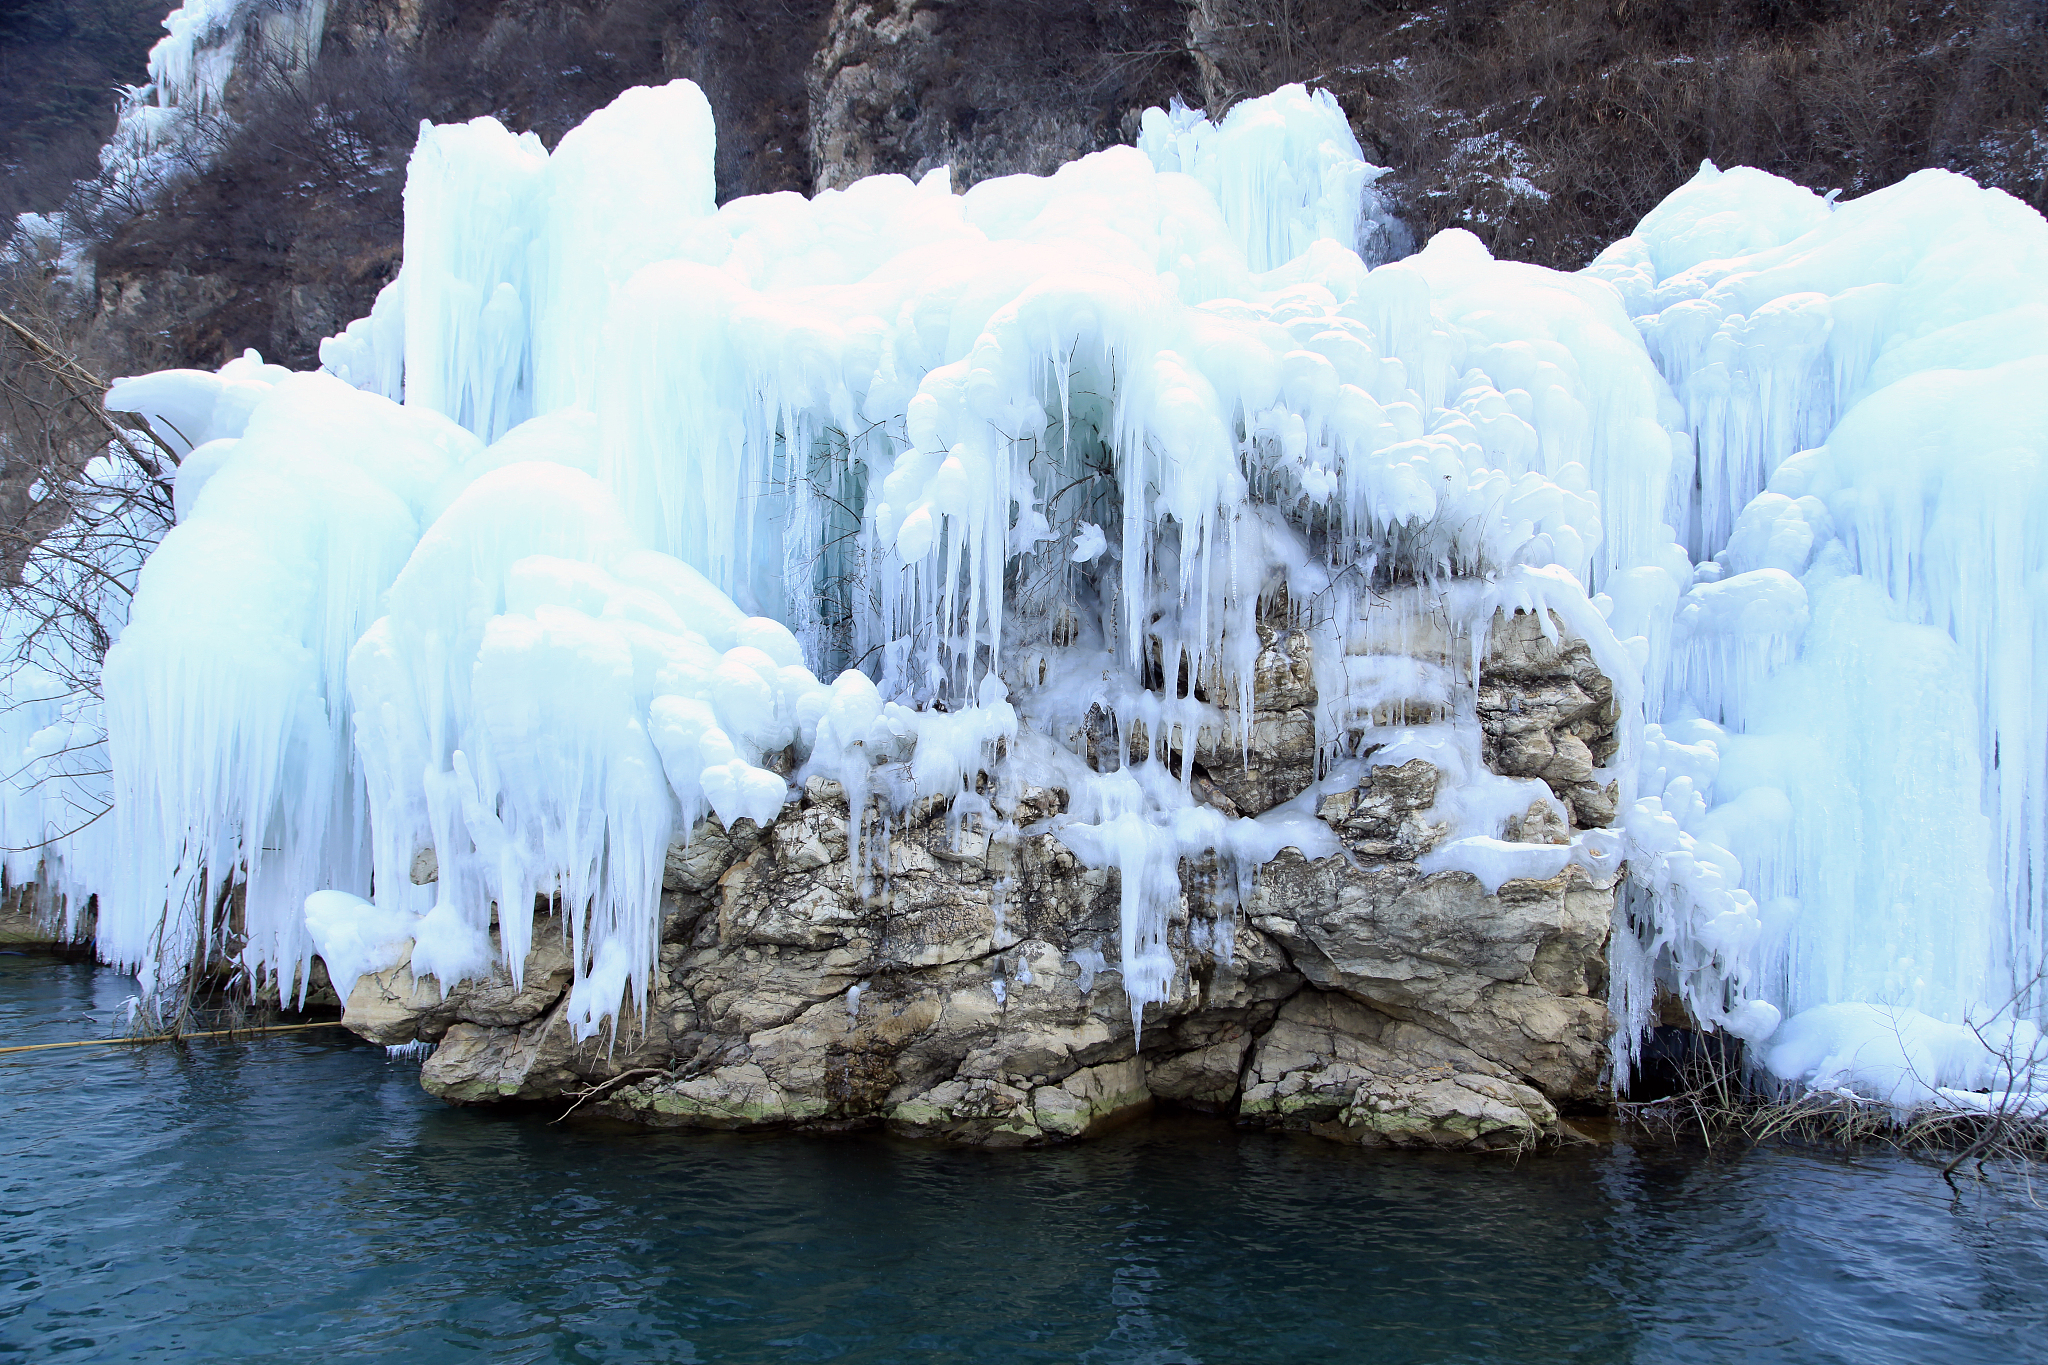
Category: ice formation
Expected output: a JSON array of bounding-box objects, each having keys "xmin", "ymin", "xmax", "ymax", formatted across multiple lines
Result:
[
  {"xmin": 5, "ymin": 72, "xmax": 2046, "ymax": 1112},
  {"xmin": 101, "ymin": 0, "xmax": 322, "ymax": 210},
  {"xmin": 7, "ymin": 0, "xmax": 328, "ymax": 272},
  {"xmin": 1588, "ymin": 161, "xmax": 2048, "ymax": 1105}
]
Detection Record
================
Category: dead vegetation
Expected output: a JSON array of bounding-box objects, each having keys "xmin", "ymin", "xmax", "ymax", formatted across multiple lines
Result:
[
  {"xmin": 1180, "ymin": 0, "xmax": 2048, "ymax": 266},
  {"xmin": 15, "ymin": 0, "xmax": 2045, "ymax": 378},
  {"xmin": 0, "ymin": 0, "xmax": 167, "ymax": 224},
  {"xmin": 1622, "ymin": 1037, "xmax": 2048, "ymax": 1199},
  {"xmin": 0, "ymin": 270, "xmax": 175, "ymax": 901}
]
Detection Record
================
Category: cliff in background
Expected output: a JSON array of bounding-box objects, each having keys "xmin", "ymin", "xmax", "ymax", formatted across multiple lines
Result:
[
  {"xmin": 0, "ymin": 0, "xmax": 167, "ymax": 223},
  {"xmin": 5, "ymin": 0, "xmax": 2043, "ymax": 384}
]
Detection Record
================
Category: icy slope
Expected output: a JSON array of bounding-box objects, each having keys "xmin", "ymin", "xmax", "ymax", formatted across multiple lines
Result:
[{"xmin": 104, "ymin": 0, "xmax": 327, "ymax": 214}]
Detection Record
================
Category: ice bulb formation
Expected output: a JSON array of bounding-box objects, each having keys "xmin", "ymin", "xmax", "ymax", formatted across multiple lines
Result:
[{"xmin": 5, "ymin": 79, "xmax": 2045, "ymax": 1108}]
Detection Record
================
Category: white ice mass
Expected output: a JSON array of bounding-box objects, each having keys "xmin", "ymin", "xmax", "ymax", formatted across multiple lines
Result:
[{"xmin": 5, "ymin": 75, "xmax": 2046, "ymax": 1110}]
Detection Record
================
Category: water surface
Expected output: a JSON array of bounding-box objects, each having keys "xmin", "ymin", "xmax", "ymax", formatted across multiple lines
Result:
[{"xmin": 3, "ymin": 955, "xmax": 2043, "ymax": 1363}]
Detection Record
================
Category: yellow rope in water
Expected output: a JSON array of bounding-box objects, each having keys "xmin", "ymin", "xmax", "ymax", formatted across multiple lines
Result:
[{"xmin": 0, "ymin": 1021, "xmax": 351, "ymax": 1055}]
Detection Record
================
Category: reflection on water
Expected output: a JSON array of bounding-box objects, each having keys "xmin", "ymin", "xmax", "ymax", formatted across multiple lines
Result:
[{"xmin": 2, "ymin": 955, "xmax": 2043, "ymax": 1364}]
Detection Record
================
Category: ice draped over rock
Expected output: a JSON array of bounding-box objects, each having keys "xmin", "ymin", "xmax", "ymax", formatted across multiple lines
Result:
[
  {"xmin": 1587, "ymin": 162, "xmax": 2048, "ymax": 1101},
  {"xmin": 4, "ymin": 81, "xmax": 2045, "ymax": 1111}
]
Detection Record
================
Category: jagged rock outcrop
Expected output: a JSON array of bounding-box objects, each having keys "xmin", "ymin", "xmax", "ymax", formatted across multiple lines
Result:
[
  {"xmin": 1190, "ymin": 625, "xmax": 1318, "ymax": 817},
  {"xmin": 1479, "ymin": 610, "xmax": 1622, "ymax": 829},
  {"xmin": 806, "ymin": 0, "xmax": 1188, "ymax": 190},
  {"xmin": 342, "ymin": 608, "xmax": 1621, "ymax": 1151}
]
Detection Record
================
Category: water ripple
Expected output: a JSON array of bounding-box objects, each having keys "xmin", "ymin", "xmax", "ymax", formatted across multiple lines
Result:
[{"xmin": 2, "ymin": 957, "xmax": 2043, "ymax": 1363}]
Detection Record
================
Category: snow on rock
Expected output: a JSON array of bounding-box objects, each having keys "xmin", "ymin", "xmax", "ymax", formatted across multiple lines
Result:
[{"xmin": 302, "ymin": 888, "xmax": 416, "ymax": 1001}]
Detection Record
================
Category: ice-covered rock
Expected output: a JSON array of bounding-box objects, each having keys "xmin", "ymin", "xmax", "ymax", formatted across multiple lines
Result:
[
  {"xmin": 7, "ymin": 76, "xmax": 2045, "ymax": 1130},
  {"xmin": 350, "ymin": 608, "xmax": 1618, "ymax": 1149}
]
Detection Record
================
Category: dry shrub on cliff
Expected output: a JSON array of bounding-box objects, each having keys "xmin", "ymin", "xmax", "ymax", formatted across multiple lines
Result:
[
  {"xmin": 83, "ymin": 34, "xmax": 426, "ymax": 371},
  {"xmin": 0, "ymin": 263, "xmax": 167, "ymax": 576},
  {"xmin": 0, "ymin": 270, "xmax": 174, "ymax": 892},
  {"xmin": 0, "ymin": 0, "xmax": 168, "ymax": 223},
  {"xmin": 58, "ymin": 0, "xmax": 2048, "ymax": 373},
  {"xmin": 0, "ymin": 280, "xmax": 95, "ymax": 560},
  {"xmin": 0, "ymin": 281, "xmax": 171, "ymax": 624},
  {"xmin": 85, "ymin": 0, "xmax": 708, "ymax": 371},
  {"xmin": 1181, "ymin": 0, "xmax": 2048, "ymax": 267}
]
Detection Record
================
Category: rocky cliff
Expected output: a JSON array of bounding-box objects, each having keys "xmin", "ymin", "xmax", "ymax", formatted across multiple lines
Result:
[
  {"xmin": 341, "ymin": 606, "xmax": 1619, "ymax": 1150},
  {"xmin": 56, "ymin": 0, "xmax": 1194, "ymax": 377},
  {"xmin": 14, "ymin": 0, "xmax": 2038, "ymax": 385}
]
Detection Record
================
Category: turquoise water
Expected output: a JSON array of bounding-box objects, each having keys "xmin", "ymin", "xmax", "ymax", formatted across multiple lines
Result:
[{"xmin": 3, "ymin": 954, "xmax": 2044, "ymax": 1364}]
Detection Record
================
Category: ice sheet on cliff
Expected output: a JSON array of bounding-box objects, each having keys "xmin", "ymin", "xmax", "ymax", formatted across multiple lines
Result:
[
  {"xmin": 4, "ymin": 80, "xmax": 2045, "ymax": 1109},
  {"xmin": 1587, "ymin": 159, "xmax": 2048, "ymax": 1105}
]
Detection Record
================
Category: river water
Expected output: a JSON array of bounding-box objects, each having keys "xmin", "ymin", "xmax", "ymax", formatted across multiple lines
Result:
[{"xmin": 3, "ymin": 954, "xmax": 2044, "ymax": 1364}]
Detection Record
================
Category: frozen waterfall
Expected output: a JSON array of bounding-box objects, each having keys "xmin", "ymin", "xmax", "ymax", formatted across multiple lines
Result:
[{"xmin": 3, "ymin": 79, "xmax": 2043, "ymax": 1109}]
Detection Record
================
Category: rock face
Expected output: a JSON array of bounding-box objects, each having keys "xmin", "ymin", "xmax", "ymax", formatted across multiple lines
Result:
[
  {"xmin": 64, "ymin": 0, "xmax": 1195, "ymax": 379},
  {"xmin": 346, "ymin": 608, "xmax": 1620, "ymax": 1151},
  {"xmin": 807, "ymin": 0, "xmax": 1190, "ymax": 190},
  {"xmin": 1478, "ymin": 610, "xmax": 1622, "ymax": 830},
  {"xmin": 40, "ymin": 0, "xmax": 2048, "ymax": 387},
  {"xmin": 0, "ymin": 899, "xmax": 82, "ymax": 950}
]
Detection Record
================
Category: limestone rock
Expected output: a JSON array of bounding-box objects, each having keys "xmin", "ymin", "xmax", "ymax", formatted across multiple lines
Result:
[
  {"xmin": 887, "ymin": 1057, "xmax": 1150, "ymax": 1146},
  {"xmin": 342, "ymin": 958, "xmax": 455, "ymax": 1047},
  {"xmin": 608, "ymin": 1061, "xmax": 831, "ymax": 1130},
  {"xmin": 340, "ymin": 914, "xmax": 576, "ymax": 1047},
  {"xmin": 1193, "ymin": 627, "xmax": 1320, "ymax": 815},
  {"xmin": 0, "ymin": 901, "xmax": 76, "ymax": 949},
  {"xmin": 351, "ymin": 605, "xmax": 1625, "ymax": 1151},
  {"xmin": 1315, "ymin": 758, "xmax": 1449, "ymax": 860},
  {"xmin": 806, "ymin": 0, "xmax": 1185, "ymax": 191},
  {"xmin": 664, "ymin": 820, "xmax": 741, "ymax": 892},
  {"xmin": 421, "ymin": 1015, "xmax": 580, "ymax": 1104},
  {"xmin": 1145, "ymin": 1020, "xmax": 1255, "ymax": 1109},
  {"xmin": 1248, "ymin": 851, "xmax": 1612, "ymax": 1101},
  {"xmin": 1479, "ymin": 608, "xmax": 1623, "ymax": 828},
  {"xmin": 419, "ymin": 983, "xmax": 674, "ymax": 1105},
  {"xmin": 1239, "ymin": 991, "xmax": 1558, "ymax": 1150},
  {"xmin": 1338, "ymin": 1071, "xmax": 1558, "ymax": 1150}
]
